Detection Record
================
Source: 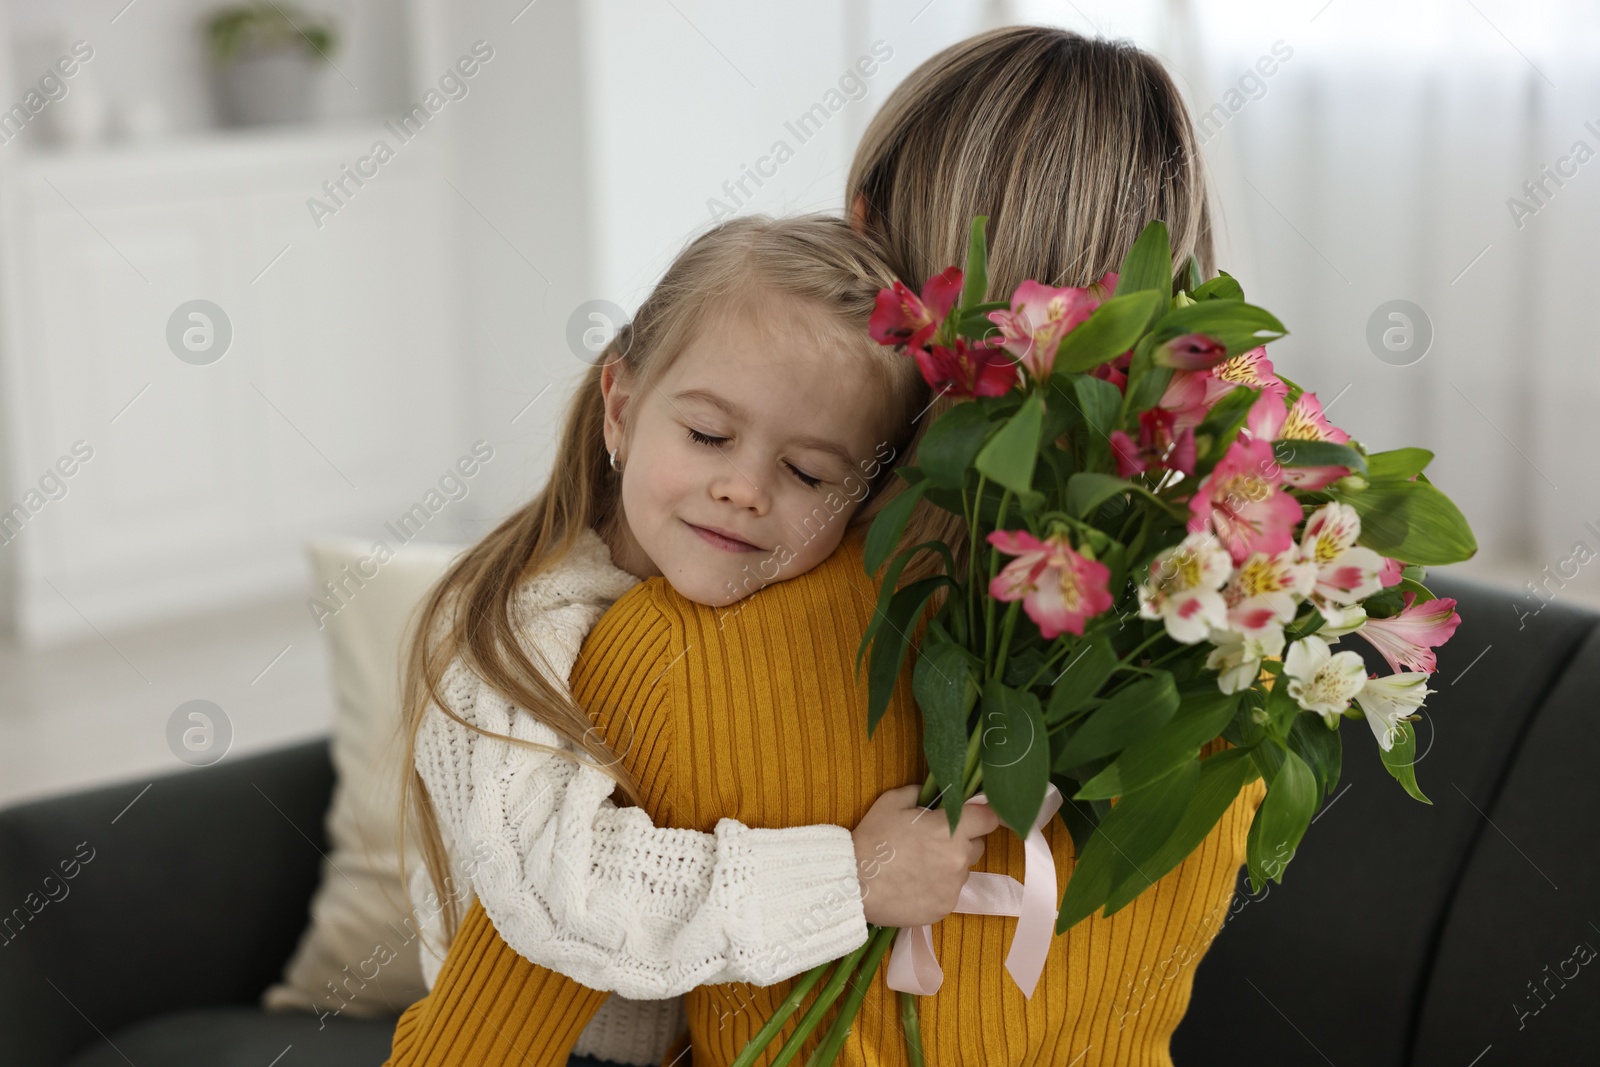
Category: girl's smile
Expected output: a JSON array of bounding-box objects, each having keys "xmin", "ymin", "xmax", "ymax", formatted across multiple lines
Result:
[{"xmin": 683, "ymin": 520, "xmax": 765, "ymax": 553}]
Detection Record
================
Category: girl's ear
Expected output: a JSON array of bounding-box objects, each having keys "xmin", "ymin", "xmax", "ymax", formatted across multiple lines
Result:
[
  {"xmin": 849, "ymin": 192, "xmax": 869, "ymax": 235},
  {"xmin": 599, "ymin": 359, "xmax": 633, "ymax": 454}
]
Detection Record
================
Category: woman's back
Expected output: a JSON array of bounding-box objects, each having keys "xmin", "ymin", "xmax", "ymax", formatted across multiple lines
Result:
[{"xmin": 571, "ymin": 525, "xmax": 1264, "ymax": 1066}]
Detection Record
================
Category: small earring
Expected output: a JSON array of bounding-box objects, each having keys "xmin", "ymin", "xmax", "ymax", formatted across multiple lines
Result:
[{"xmin": 609, "ymin": 447, "xmax": 622, "ymax": 472}]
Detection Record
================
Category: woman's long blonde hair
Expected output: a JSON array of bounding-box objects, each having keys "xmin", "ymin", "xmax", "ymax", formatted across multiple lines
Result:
[
  {"xmin": 853, "ymin": 24, "xmax": 1219, "ymax": 573},
  {"xmin": 396, "ymin": 214, "xmax": 927, "ymax": 946}
]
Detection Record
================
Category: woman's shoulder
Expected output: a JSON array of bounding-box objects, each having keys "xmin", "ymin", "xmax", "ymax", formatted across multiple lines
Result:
[
  {"xmin": 650, "ymin": 526, "xmax": 873, "ymax": 629},
  {"xmin": 578, "ymin": 527, "xmax": 875, "ymax": 662}
]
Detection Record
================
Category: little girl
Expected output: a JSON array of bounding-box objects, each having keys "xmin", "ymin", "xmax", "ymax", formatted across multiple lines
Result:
[{"xmin": 396, "ymin": 213, "xmax": 998, "ymax": 1066}]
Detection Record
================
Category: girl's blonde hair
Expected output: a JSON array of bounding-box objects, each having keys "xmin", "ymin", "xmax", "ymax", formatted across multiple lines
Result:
[
  {"xmin": 850, "ymin": 25, "xmax": 1218, "ymax": 576},
  {"xmin": 397, "ymin": 214, "xmax": 927, "ymax": 946}
]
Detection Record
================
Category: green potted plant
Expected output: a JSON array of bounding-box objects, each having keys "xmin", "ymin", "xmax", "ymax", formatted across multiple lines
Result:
[{"xmin": 205, "ymin": 3, "xmax": 339, "ymax": 127}]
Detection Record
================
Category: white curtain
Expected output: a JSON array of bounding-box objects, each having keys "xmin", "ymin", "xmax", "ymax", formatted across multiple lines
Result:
[{"xmin": 1015, "ymin": 0, "xmax": 1600, "ymax": 580}]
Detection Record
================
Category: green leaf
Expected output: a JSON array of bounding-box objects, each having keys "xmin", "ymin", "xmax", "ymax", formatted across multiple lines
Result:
[
  {"xmin": 961, "ymin": 216, "xmax": 989, "ymax": 309},
  {"xmin": 1055, "ymin": 819, "xmax": 1117, "ymax": 933},
  {"xmin": 1272, "ymin": 439, "xmax": 1368, "ymax": 476},
  {"xmin": 913, "ymin": 635, "xmax": 975, "ymax": 833},
  {"xmin": 1260, "ymin": 663, "xmax": 1301, "ymax": 743},
  {"xmin": 1066, "ymin": 472, "xmax": 1133, "ymax": 520},
  {"xmin": 1181, "ymin": 254, "xmax": 1202, "ymax": 294},
  {"xmin": 1397, "ymin": 576, "xmax": 1436, "ymax": 604},
  {"xmin": 1102, "ymin": 746, "xmax": 1259, "ymax": 912},
  {"xmin": 1121, "ymin": 344, "xmax": 1174, "ymax": 415},
  {"xmin": 1114, "ymin": 220, "xmax": 1172, "ymax": 296},
  {"xmin": 1365, "ymin": 447, "xmax": 1433, "ymax": 482},
  {"xmin": 1046, "ymin": 634, "xmax": 1118, "ymax": 723},
  {"xmin": 919, "ymin": 402, "xmax": 996, "ymax": 490},
  {"xmin": 1069, "ymin": 374, "xmax": 1123, "ymax": 467},
  {"xmin": 1057, "ymin": 791, "xmax": 1108, "ymax": 861},
  {"xmin": 974, "ymin": 391, "xmax": 1043, "ymax": 495},
  {"xmin": 1056, "ymin": 757, "xmax": 1200, "ymax": 931},
  {"xmin": 1191, "ymin": 270, "xmax": 1244, "ymax": 302},
  {"xmin": 1345, "ymin": 479, "xmax": 1477, "ymax": 565},
  {"xmin": 1195, "ymin": 384, "xmax": 1259, "ymax": 447},
  {"xmin": 1055, "ymin": 290, "xmax": 1166, "ymax": 373},
  {"xmin": 1378, "ymin": 719, "xmax": 1432, "ymax": 804},
  {"xmin": 1148, "ymin": 299, "xmax": 1287, "ymax": 357},
  {"xmin": 1287, "ymin": 712, "xmax": 1343, "ymax": 799},
  {"xmin": 1101, "ymin": 758, "xmax": 1202, "ymax": 916},
  {"xmin": 979, "ymin": 679, "xmax": 1052, "ymax": 835},
  {"xmin": 957, "ymin": 302, "xmax": 1008, "ymax": 340},
  {"xmin": 1074, "ymin": 688, "xmax": 1239, "ymax": 800},
  {"xmin": 864, "ymin": 576, "xmax": 954, "ymax": 738},
  {"xmin": 857, "ymin": 541, "xmax": 951, "ymax": 670},
  {"xmin": 1053, "ymin": 672, "xmax": 1179, "ymax": 770},
  {"xmin": 863, "ymin": 481, "xmax": 931, "ymax": 577},
  {"xmin": 1246, "ymin": 749, "xmax": 1316, "ymax": 885}
]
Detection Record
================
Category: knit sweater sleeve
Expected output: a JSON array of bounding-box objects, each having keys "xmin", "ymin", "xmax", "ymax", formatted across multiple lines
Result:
[{"xmin": 411, "ymin": 550, "xmax": 868, "ymax": 1001}]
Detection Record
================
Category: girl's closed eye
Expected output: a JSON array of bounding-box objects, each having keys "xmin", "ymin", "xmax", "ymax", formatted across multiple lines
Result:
[
  {"xmin": 686, "ymin": 427, "xmax": 727, "ymax": 448},
  {"xmin": 687, "ymin": 425, "xmax": 825, "ymax": 490},
  {"xmin": 786, "ymin": 463, "xmax": 823, "ymax": 490}
]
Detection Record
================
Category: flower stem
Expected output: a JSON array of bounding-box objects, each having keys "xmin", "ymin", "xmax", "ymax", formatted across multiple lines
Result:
[
  {"xmin": 803, "ymin": 925, "xmax": 897, "ymax": 1066},
  {"xmin": 899, "ymin": 991, "xmax": 927, "ymax": 1067},
  {"xmin": 983, "ymin": 490, "xmax": 1012, "ymax": 661},
  {"xmin": 1024, "ymin": 639, "xmax": 1079, "ymax": 690},
  {"xmin": 990, "ymin": 600, "xmax": 1021, "ymax": 683},
  {"xmin": 728, "ymin": 955, "xmax": 833, "ymax": 1067},
  {"xmin": 764, "ymin": 935, "xmax": 875, "ymax": 1067},
  {"xmin": 967, "ymin": 474, "xmax": 986, "ymax": 647},
  {"xmin": 1119, "ymin": 629, "xmax": 1166, "ymax": 667}
]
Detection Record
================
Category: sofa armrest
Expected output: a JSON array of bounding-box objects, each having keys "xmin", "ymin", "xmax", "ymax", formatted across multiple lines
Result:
[{"xmin": 0, "ymin": 737, "xmax": 336, "ymax": 1067}]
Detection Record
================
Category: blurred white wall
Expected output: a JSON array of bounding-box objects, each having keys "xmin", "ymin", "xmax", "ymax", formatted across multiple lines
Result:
[
  {"xmin": 3, "ymin": 0, "xmax": 1596, "ymax": 647},
  {"xmin": 1025, "ymin": 0, "xmax": 1600, "ymax": 606}
]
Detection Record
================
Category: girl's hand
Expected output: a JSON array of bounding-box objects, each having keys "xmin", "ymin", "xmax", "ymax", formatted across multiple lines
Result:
[{"xmin": 850, "ymin": 784, "xmax": 1001, "ymax": 928}]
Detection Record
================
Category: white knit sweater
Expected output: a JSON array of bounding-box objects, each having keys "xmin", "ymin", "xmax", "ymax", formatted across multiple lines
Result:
[{"xmin": 408, "ymin": 528, "xmax": 868, "ymax": 1065}]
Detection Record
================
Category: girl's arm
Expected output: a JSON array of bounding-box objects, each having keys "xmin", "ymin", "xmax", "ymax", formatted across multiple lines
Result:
[{"xmin": 413, "ymin": 656, "xmax": 868, "ymax": 1001}]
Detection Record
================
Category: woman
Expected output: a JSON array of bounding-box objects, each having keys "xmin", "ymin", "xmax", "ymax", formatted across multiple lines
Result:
[{"xmin": 385, "ymin": 25, "xmax": 1258, "ymax": 1067}]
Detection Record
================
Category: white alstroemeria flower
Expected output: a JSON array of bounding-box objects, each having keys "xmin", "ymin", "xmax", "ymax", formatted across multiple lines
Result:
[
  {"xmin": 1356, "ymin": 672, "xmax": 1433, "ymax": 751},
  {"xmin": 1139, "ymin": 532, "xmax": 1232, "ymax": 643},
  {"xmin": 1318, "ymin": 602, "xmax": 1368, "ymax": 638},
  {"xmin": 1283, "ymin": 635, "xmax": 1367, "ymax": 725},
  {"xmin": 1298, "ymin": 502, "xmax": 1385, "ymax": 605},
  {"xmin": 1205, "ymin": 626, "xmax": 1286, "ymax": 695},
  {"xmin": 1222, "ymin": 549, "xmax": 1316, "ymax": 637}
]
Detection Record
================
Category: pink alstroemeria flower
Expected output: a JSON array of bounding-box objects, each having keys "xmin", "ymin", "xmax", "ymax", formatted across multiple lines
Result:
[
  {"xmin": 1358, "ymin": 594, "xmax": 1461, "ymax": 674},
  {"xmin": 869, "ymin": 266, "xmax": 963, "ymax": 350},
  {"xmin": 1187, "ymin": 437, "xmax": 1303, "ymax": 562},
  {"xmin": 1158, "ymin": 370, "xmax": 1213, "ymax": 433},
  {"xmin": 987, "ymin": 280, "xmax": 1100, "ymax": 380},
  {"xmin": 1090, "ymin": 350, "xmax": 1134, "ymax": 392},
  {"xmin": 1247, "ymin": 392, "xmax": 1352, "ymax": 490},
  {"xmin": 1155, "ymin": 333, "xmax": 1229, "ymax": 371},
  {"xmin": 1379, "ymin": 557, "xmax": 1405, "ymax": 587},
  {"xmin": 1159, "ymin": 347, "xmax": 1291, "ymax": 434},
  {"xmin": 912, "ymin": 337, "xmax": 1017, "ymax": 398},
  {"xmin": 1111, "ymin": 407, "xmax": 1197, "ymax": 478},
  {"xmin": 1204, "ymin": 346, "xmax": 1289, "ymax": 407},
  {"xmin": 987, "ymin": 529, "xmax": 1113, "ymax": 639}
]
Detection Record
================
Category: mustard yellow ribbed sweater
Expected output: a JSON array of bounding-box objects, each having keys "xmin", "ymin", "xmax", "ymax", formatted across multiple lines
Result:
[{"xmin": 384, "ymin": 527, "xmax": 1266, "ymax": 1067}]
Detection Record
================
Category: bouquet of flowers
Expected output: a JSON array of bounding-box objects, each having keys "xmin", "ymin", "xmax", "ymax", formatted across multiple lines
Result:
[{"xmin": 731, "ymin": 218, "xmax": 1476, "ymax": 1067}]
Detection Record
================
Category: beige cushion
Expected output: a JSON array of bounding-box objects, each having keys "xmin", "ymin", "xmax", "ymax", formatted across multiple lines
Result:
[{"xmin": 262, "ymin": 536, "xmax": 465, "ymax": 1018}]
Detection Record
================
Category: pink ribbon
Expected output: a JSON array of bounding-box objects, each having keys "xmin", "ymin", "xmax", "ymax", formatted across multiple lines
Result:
[{"xmin": 884, "ymin": 783, "xmax": 1063, "ymax": 1000}]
